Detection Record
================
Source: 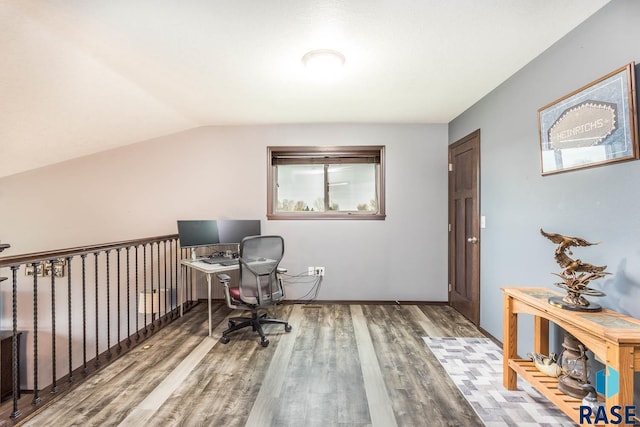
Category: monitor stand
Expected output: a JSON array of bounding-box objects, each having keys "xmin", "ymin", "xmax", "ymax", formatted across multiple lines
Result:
[{"xmin": 190, "ymin": 248, "xmax": 197, "ymax": 261}]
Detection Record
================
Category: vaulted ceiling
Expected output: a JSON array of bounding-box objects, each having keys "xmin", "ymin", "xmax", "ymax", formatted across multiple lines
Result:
[{"xmin": 0, "ymin": 1, "xmax": 610, "ymax": 178}]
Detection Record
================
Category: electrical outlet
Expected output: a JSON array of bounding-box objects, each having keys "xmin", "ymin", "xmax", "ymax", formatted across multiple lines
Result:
[
  {"xmin": 308, "ymin": 266, "xmax": 315, "ymax": 276},
  {"xmin": 315, "ymin": 266, "xmax": 325, "ymax": 276}
]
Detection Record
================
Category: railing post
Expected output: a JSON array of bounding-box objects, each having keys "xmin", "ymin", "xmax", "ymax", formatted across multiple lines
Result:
[
  {"xmin": 105, "ymin": 250, "xmax": 112, "ymax": 359},
  {"xmin": 173, "ymin": 242, "xmax": 177, "ymax": 314},
  {"xmin": 150, "ymin": 243, "xmax": 155, "ymax": 331},
  {"xmin": 156, "ymin": 242, "xmax": 161, "ymax": 321},
  {"xmin": 163, "ymin": 240, "xmax": 167, "ymax": 321},
  {"xmin": 135, "ymin": 245, "xmax": 140, "ymax": 340},
  {"xmin": 175, "ymin": 241, "xmax": 180, "ymax": 312},
  {"xmin": 117, "ymin": 247, "xmax": 123, "ymax": 351},
  {"xmin": 31, "ymin": 262, "xmax": 41, "ymax": 405},
  {"xmin": 81, "ymin": 254, "xmax": 87, "ymax": 373},
  {"xmin": 66, "ymin": 256, "xmax": 74, "ymax": 383},
  {"xmin": 143, "ymin": 244, "xmax": 148, "ymax": 335},
  {"xmin": 10, "ymin": 266, "xmax": 21, "ymax": 419},
  {"xmin": 169, "ymin": 240, "xmax": 174, "ymax": 318},
  {"xmin": 49, "ymin": 259, "xmax": 58, "ymax": 393},
  {"xmin": 93, "ymin": 253, "xmax": 100, "ymax": 368},
  {"xmin": 125, "ymin": 247, "xmax": 131, "ymax": 347}
]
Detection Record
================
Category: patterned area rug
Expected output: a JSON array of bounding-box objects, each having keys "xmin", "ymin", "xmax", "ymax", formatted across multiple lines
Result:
[{"xmin": 423, "ymin": 337, "xmax": 576, "ymax": 427}]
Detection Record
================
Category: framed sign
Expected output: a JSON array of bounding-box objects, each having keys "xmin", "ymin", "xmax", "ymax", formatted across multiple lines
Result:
[{"xmin": 538, "ymin": 63, "xmax": 638, "ymax": 175}]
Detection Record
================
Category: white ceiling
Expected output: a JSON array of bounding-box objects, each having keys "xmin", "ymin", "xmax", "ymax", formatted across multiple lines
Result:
[{"xmin": 0, "ymin": 0, "xmax": 611, "ymax": 178}]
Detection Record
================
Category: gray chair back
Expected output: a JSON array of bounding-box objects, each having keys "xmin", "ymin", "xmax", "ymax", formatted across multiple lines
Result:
[{"xmin": 237, "ymin": 235, "xmax": 285, "ymax": 305}]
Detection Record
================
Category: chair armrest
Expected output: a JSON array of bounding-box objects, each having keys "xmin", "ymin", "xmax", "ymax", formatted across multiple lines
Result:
[
  {"xmin": 217, "ymin": 273, "xmax": 231, "ymax": 283},
  {"xmin": 276, "ymin": 267, "xmax": 287, "ymax": 274}
]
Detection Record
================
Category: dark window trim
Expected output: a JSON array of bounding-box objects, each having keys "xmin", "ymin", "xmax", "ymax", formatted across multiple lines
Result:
[{"xmin": 267, "ymin": 145, "xmax": 386, "ymax": 220}]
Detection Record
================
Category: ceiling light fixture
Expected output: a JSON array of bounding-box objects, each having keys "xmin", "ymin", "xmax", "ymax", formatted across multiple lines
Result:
[{"xmin": 301, "ymin": 49, "xmax": 346, "ymax": 72}]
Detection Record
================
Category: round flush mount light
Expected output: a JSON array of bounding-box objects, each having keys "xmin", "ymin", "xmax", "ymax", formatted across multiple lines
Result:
[{"xmin": 301, "ymin": 49, "xmax": 346, "ymax": 72}]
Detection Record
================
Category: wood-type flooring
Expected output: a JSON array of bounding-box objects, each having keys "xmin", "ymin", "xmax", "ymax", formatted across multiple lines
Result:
[{"xmin": 22, "ymin": 302, "xmax": 486, "ymax": 427}]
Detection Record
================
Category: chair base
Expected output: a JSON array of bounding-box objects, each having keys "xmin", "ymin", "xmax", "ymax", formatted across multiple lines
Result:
[{"xmin": 220, "ymin": 310, "xmax": 291, "ymax": 347}]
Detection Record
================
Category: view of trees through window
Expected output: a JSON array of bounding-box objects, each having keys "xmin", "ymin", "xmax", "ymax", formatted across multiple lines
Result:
[
  {"xmin": 276, "ymin": 164, "xmax": 377, "ymax": 213},
  {"xmin": 267, "ymin": 146, "xmax": 385, "ymax": 220}
]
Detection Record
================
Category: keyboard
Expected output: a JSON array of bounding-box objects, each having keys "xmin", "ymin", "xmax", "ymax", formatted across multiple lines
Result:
[{"xmin": 202, "ymin": 257, "xmax": 238, "ymax": 265}]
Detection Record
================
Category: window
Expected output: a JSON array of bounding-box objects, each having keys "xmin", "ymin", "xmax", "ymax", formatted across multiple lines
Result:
[{"xmin": 267, "ymin": 146, "xmax": 385, "ymax": 220}]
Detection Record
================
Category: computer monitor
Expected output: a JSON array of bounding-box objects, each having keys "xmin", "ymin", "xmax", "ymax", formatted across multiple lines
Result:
[
  {"xmin": 176, "ymin": 220, "xmax": 220, "ymax": 249},
  {"xmin": 217, "ymin": 220, "xmax": 261, "ymax": 244}
]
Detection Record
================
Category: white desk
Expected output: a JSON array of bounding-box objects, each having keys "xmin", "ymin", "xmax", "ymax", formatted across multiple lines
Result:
[{"xmin": 180, "ymin": 258, "xmax": 238, "ymax": 337}]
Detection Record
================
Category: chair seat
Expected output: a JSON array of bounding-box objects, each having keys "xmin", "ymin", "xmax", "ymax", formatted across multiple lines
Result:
[
  {"xmin": 229, "ymin": 288, "xmax": 258, "ymax": 302},
  {"xmin": 229, "ymin": 288, "xmax": 269, "ymax": 301}
]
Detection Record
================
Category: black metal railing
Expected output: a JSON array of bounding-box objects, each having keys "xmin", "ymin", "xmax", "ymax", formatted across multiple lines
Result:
[{"xmin": 0, "ymin": 235, "xmax": 196, "ymax": 423}]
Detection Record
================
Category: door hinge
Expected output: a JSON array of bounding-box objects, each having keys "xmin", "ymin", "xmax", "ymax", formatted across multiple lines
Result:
[
  {"xmin": 448, "ymin": 223, "xmax": 452, "ymax": 232},
  {"xmin": 448, "ymin": 163, "xmax": 453, "ymax": 172},
  {"xmin": 448, "ymin": 283, "xmax": 452, "ymax": 292}
]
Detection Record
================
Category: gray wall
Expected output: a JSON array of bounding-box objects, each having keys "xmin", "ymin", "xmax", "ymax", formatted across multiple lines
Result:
[
  {"xmin": 449, "ymin": 0, "xmax": 640, "ymax": 357},
  {"xmin": 0, "ymin": 123, "xmax": 449, "ymax": 303}
]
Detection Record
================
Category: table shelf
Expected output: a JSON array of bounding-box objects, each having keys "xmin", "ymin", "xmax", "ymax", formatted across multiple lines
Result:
[
  {"xmin": 502, "ymin": 287, "xmax": 640, "ymax": 427},
  {"xmin": 508, "ymin": 358, "xmax": 582, "ymax": 424}
]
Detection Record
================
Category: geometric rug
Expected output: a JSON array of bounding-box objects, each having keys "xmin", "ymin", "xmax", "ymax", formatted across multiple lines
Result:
[{"xmin": 423, "ymin": 337, "xmax": 577, "ymax": 427}]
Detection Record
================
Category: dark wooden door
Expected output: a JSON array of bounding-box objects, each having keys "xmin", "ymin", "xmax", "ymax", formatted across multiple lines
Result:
[{"xmin": 448, "ymin": 130, "xmax": 480, "ymax": 325}]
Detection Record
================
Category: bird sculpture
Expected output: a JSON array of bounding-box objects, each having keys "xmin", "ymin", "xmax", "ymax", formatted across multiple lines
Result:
[
  {"xmin": 553, "ymin": 251, "xmax": 608, "ymax": 276},
  {"xmin": 540, "ymin": 229, "xmax": 601, "ymax": 266},
  {"xmin": 540, "ymin": 229, "xmax": 607, "ymax": 309},
  {"xmin": 528, "ymin": 352, "xmax": 563, "ymax": 377}
]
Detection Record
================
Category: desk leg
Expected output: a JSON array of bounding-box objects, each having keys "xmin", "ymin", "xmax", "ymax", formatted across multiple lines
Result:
[
  {"xmin": 605, "ymin": 344, "xmax": 635, "ymax": 425},
  {"xmin": 207, "ymin": 274, "xmax": 212, "ymax": 337},
  {"xmin": 503, "ymin": 293, "xmax": 518, "ymax": 390},
  {"xmin": 180, "ymin": 264, "xmax": 184, "ymax": 318}
]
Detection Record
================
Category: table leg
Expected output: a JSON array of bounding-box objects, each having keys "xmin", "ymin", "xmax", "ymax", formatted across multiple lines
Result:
[
  {"xmin": 605, "ymin": 344, "xmax": 635, "ymax": 426},
  {"xmin": 533, "ymin": 316, "xmax": 549, "ymax": 355},
  {"xmin": 503, "ymin": 293, "xmax": 518, "ymax": 390},
  {"xmin": 180, "ymin": 264, "xmax": 184, "ymax": 317},
  {"xmin": 207, "ymin": 274, "xmax": 212, "ymax": 337}
]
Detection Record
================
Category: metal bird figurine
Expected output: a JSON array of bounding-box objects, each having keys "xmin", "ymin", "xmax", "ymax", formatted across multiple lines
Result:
[
  {"xmin": 553, "ymin": 251, "xmax": 608, "ymax": 275},
  {"xmin": 540, "ymin": 228, "xmax": 598, "ymax": 255},
  {"xmin": 540, "ymin": 228, "xmax": 607, "ymax": 310}
]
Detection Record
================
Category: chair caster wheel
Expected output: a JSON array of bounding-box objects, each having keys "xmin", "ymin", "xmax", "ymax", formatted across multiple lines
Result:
[
  {"xmin": 228, "ymin": 321, "xmax": 235, "ymax": 328},
  {"xmin": 221, "ymin": 336, "xmax": 230, "ymax": 344},
  {"xmin": 260, "ymin": 338, "xmax": 269, "ymax": 347},
  {"xmin": 284, "ymin": 324, "xmax": 292, "ymax": 333}
]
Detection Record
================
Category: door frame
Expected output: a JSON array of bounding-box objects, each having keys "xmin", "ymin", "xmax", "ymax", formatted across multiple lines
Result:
[{"xmin": 448, "ymin": 129, "xmax": 481, "ymax": 326}]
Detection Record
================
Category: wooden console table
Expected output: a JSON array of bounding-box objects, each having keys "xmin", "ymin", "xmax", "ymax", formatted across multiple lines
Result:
[{"xmin": 502, "ymin": 287, "xmax": 640, "ymax": 426}]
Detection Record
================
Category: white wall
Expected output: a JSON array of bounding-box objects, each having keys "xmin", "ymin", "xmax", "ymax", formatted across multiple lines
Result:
[{"xmin": 0, "ymin": 123, "xmax": 449, "ymax": 302}]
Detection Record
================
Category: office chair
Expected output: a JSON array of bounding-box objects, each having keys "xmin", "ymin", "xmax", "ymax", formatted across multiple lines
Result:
[{"xmin": 217, "ymin": 235, "xmax": 292, "ymax": 347}]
